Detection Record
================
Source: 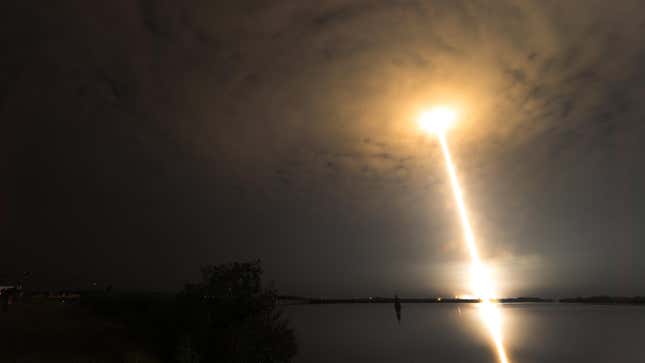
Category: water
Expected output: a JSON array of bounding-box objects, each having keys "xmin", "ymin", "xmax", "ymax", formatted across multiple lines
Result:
[{"xmin": 286, "ymin": 303, "xmax": 645, "ymax": 363}]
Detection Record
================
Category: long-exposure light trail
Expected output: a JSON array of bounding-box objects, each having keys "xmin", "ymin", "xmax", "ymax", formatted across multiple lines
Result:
[
  {"xmin": 438, "ymin": 132, "xmax": 509, "ymax": 363},
  {"xmin": 419, "ymin": 107, "xmax": 510, "ymax": 363}
]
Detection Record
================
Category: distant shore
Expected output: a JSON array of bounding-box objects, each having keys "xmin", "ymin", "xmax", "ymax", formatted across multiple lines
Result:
[
  {"xmin": 10, "ymin": 290, "xmax": 645, "ymax": 306},
  {"xmin": 278, "ymin": 295, "xmax": 645, "ymax": 305}
]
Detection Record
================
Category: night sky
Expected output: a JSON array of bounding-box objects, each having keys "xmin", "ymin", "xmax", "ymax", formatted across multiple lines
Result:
[{"xmin": 3, "ymin": 1, "xmax": 645, "ymax": 297}]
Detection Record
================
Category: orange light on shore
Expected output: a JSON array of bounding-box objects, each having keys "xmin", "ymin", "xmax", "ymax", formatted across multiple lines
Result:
[{"xmin": 419, "ymin": 107, "xmax": 510, "ymax": 363}]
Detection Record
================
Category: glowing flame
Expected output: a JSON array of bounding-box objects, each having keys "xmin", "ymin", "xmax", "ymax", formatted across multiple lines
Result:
[
  {"xmin": 437, "ymin": 132, "xmax": 510, "ymax": 363},
  {"xmin": 418, "ymin": 106, "xmax": 509, "ymax": 363},
  {"xmin": 418, "ymin": 107, "xmax": 457, "ymax": 134}
]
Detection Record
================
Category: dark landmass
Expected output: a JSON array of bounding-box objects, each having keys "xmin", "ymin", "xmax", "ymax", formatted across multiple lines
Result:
[
  {"xmin": 279, "ymin": 295, "xmax": 645, "ymax": 305},
  {"xmin": 558, "ymin": 296, "xmax": 645, "ymax": 305},
  {"xmin": 498, "ymin": 297, "xmax": 555, "ymax": 303},
  {"xmin": 2, "ymin": 261, "xmax": 296, "ymax": 363},
  {"xmin": 0, "ymin": 300, "xmax": 158, "ymax": 363},
  {"xmin": 279, "ymin": 296, "xmax": 551, "ymax": 304}
]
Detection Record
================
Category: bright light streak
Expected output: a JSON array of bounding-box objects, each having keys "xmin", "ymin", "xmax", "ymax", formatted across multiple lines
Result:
[
  {"xmin": 419, "ymin": 107, "xmax": 510, "ymax": 363},
  {"xmin": 437, "ymin": 132, "xmax": 510, "ymax": 363}
]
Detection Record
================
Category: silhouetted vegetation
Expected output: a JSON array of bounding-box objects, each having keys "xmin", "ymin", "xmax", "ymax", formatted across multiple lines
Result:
[
  {"xmin": 83, "ymin": 260, "xmax": 297, "ymax": 363},
  {"xmin": 176, "ymin": 260, "xmax": 297, "ymax": 363}
]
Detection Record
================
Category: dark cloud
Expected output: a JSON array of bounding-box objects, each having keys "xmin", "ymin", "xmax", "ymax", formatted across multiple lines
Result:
[{"xmin": 3, "ymin": 0, "xmax": 645, "ymax": 296}]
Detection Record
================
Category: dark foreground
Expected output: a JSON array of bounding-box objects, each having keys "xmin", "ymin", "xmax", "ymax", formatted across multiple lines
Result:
[
  {"xmin": 3, "ymin": 297, "xmax": 645, "ymax": 363},
  {"xmin": 0, "ymin": 302, "xmax": 158, "ymax": 363},
  {"xmin": 0, "ymin": 261, "xmax": 296, "ymax": 362}
]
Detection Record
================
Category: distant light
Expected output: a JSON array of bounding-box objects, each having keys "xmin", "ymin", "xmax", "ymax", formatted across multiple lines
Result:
[
  {"xmin": 418, "ymin": 106, "xmax": 458, "ymax": 134},
  {"xmin": 456, "ymin": 294, "xmax": 476, "ymax": 300}
]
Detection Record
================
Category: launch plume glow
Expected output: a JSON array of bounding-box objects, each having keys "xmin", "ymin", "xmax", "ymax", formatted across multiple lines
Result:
[{"xmin": 420, "ymin": 107, "xmax": 510, "ymax": 363}]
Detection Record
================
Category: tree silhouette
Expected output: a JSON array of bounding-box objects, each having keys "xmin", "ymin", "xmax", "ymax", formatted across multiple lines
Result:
[{"xmin": 177, "ymin": 260, "xmax": 297, "ymax": 363}]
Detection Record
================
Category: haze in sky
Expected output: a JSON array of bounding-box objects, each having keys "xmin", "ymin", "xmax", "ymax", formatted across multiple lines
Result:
[{"xmin": 3, "ymin": 0, "xmax": 645, "ymax": 297}]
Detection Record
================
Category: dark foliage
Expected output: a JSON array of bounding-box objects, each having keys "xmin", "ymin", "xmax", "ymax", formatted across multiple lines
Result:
[
  {"xmin": 83, "ymin": 260, "xmax": 297, "ymax": 363},
  {"xmin": 176, "ymin": 260, "xmax": 297, "ymax": 363}
]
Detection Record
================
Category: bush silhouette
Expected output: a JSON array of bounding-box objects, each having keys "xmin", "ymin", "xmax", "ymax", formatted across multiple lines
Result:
[{"xmin": 176, "ymin": 260, "xmax": 297, "ymax": 363}]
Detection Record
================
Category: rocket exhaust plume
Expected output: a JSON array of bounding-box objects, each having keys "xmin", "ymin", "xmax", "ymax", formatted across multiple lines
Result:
[
  {"xmin": 438, "ymin": 133, "xmax": 509, "ymax": 363},
  {"xmin": 420, "ymin": 107, "xmax": 510, "ymax": 363}
]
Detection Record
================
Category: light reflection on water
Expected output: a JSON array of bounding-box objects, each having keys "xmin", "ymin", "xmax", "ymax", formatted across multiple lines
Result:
[
  {"xmin": 478, "ymin": 301, "xmax": 509, "ymax": 363},
  {"xmin": 286, "ymin": 303, "xmax": 645, "ymax": 363}
]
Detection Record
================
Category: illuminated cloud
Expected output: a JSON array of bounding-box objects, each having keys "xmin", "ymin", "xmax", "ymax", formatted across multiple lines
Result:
[{"xmin": 3, "ymin": 0, "xmax": 645, "ymax": 294}]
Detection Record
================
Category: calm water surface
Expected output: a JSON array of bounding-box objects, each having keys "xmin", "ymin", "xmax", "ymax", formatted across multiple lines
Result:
[{"xmin": 286, "ymin": 303, "xmax": 645, "ymax": 363}]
